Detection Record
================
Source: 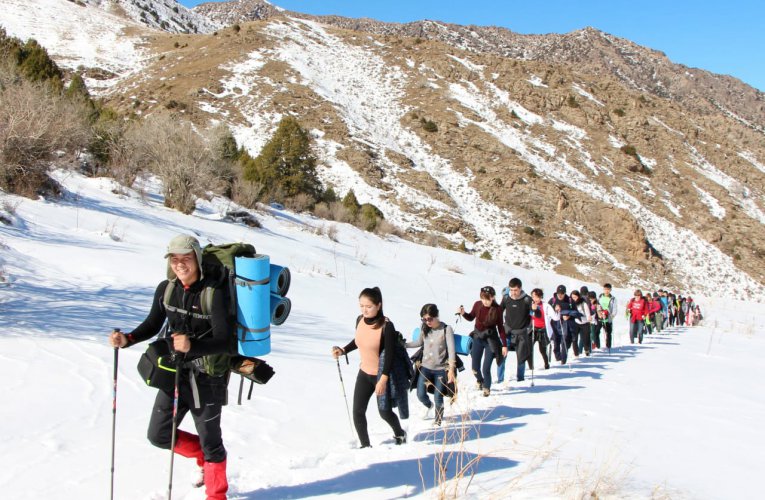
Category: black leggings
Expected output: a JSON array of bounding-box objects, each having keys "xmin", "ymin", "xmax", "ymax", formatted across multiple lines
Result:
[
  {"xmin": 532, "ymin": 328, "xmax": 550, "ymax": 367},
  {"xmin": 352, "ymin": 370, "xmax": 404, "ymax": 447}
]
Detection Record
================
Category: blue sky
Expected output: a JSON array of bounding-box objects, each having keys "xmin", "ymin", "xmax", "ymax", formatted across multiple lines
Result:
[{"xmin": 181, "ymin": 0, "xmax": 764, "ymax": 91}]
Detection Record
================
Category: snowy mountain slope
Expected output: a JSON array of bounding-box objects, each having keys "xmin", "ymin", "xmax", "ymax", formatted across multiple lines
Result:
[
  {"xmin": 85, "ymin": 0, "xmax": 219, "ymax": 33},
  {"xmin": 3, "ymin": 2, "xmax": 765, "ymax": 300},
  {"xmin": 198, "ymin": 1, "xmax": 765, "ymax": 133},
  {"xmin": 184, "ymin": 17, "xmax": 765, "ymax": 299},
  {"xmin": 1, "ymin": 171, "xmax": 764, "ymax": 499},
  {"xmin": 0, "ymin": 0, "xmax": 152, "ymax": 89}
]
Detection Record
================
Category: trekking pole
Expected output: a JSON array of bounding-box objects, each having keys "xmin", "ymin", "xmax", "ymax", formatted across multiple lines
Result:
[
  {"xmin": 110, "ymin": 328, "xmax": 120, "ymax": 500},
  {"xmin": 335, "ymin": 351, "xmax": 355, "ymax": 444},
  {"xmin": 167, "ymin": 353, "xmax": 183, "ymax": 500}
]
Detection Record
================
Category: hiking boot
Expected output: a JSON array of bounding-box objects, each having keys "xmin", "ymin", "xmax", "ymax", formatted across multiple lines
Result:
[
  {"xmin": 192, "ymin": 466, "xmax": 204, "ymax": 488},
  {"xmin": 475, "ymin": 381, "xmax": 483, "ymax": 390},
  {"xmin": 482, "ymin": 388, "xmax": 490, "ymax": 397},
  {"xmin": 420, "ymin": 405, "xmax": 433, "ymax": 420},
  {"xmin": 434, "ymin": 407, "xmax": 444, "ymax": 426},
  {"xmin": 394, "ymin": 432, "xmax": 407, "ymax": 445}
]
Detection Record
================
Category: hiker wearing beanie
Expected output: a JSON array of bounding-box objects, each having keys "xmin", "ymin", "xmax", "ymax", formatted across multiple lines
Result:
[
  {"xmin": 547, "ymin": 285, "xmax": 573, "ymax": 364},
  {"xmin": 109, "ymin": 234, "xmax": 234, "ymax": 499},
  {"xmin": 332, "ymin": 287, "xmax": 407, "ymax": 448},
  {"xmin": 458, "ymin": 286, "xmax": 507, "ymax": 397},
  {"xmin": 500, "ymin": 278, "xmax": 534, "ymax": 382},
  {"xmin": 406, "ymin": 304, "xmax": 456, "ymax": 426}
]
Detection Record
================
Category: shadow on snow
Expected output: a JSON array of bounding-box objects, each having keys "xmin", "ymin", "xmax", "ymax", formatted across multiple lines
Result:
[{"xmin": 238, "ymin": 451, "xmax": 519, "ymax": 499}]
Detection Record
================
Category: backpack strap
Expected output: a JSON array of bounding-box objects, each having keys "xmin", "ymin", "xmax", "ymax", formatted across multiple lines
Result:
[{"xmin": 162, "ymin": 280, "xmax": 213, "ymax": 321}]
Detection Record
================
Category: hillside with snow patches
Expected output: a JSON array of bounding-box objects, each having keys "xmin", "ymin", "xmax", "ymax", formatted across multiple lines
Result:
[
  {"xmin": 1, "ymin": 170, "xmax": 764, "ymax": 499},
  {"xmin": 1, "ymin": 0, "xmax": 764, "ymax": 302},
  {"xmin": 195, "ymin": 17, "xmax": 765, "ymax": 300}
]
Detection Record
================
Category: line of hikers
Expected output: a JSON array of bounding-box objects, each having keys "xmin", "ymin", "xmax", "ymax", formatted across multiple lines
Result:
[
  {"xmin": 332, "ymin": 279, "xmax": 702, "ymax": 448},
  {"xmin": 109, "ymin": 234, "xmax": 704, "ymax": 498}
]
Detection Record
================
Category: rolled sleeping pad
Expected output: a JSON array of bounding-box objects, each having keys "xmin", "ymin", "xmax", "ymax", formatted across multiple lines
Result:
[
  {"xmin": 269, "ymin": 264, "xmax": 291, "ymax": 297},
  {"xmin": 270, "ymin": 293, "xmax": 291, "ymax": 326},
  {"xmin": 411, "ymin": 327, "xmax": 472, "ymax": 356},
  {"xmin": 411, "ymin": 327, "xmax": 421, "ymax": 342},
  {"xmin": 235, "ymin": 255, "xmax": 271, "ymax": 356}
]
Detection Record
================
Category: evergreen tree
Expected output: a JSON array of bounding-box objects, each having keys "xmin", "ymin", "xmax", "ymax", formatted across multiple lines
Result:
[
  {"xmin": 217, "ymin": 129, "xmax": 239, "ymax": 162},
  {"xmin": 359, "ymin": 203, "xmax": 384, "ymax": 231},
  {"xmin": 322, "ymin": 185, "xmax": 338, "ymax": 203},
  {"xmin": 65, "ymin": 73, "xmax": 90, "ymax": 100},
  {"xmin": 243, "ymin": 116, "xmax": 321, "ymax": 199},
  {"xmin": 17, "ymin": 39, "xmax": 63, "ymax": 91},
  {"xmin": 342, "ymin": 189, "xmax": 361, "ymax": 216}
]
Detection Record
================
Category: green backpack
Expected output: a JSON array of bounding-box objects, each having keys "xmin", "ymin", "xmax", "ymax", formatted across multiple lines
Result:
[{"xmin": 163, "ymin": 242, "xmax": 256, "ymax": 377}]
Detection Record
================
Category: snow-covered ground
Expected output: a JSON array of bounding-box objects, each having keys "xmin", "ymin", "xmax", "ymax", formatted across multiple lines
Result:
[{"xmin": 1, "ymin": 171, "xmax": 763, "ymax": 499}]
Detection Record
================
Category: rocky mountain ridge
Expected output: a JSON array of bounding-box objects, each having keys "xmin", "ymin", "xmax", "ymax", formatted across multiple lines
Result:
[
  {"xmin": 3, "ymin": 0, "xmax": 765, "ymax": 299},
  {"xmin": 194, "ymin": 0, "xmax": 765, "ymax": 134}
]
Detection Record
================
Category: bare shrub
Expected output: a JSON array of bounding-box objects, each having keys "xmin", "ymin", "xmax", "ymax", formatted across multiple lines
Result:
[
  {"xmin": 107, "ymin": 120, "xmax": 144, "ymax": 187},
  {"xmin": 313, "ymin": 202, "xmax": 331, "ymax": 220},
  {"xmin": 121, "ymin": 115, "xmax": 223, "ymax": 213},
  {"xmin": 0, "ymin": 80, "xmax": 91, "ymax": 196},
  {"xmin": 329, "ymin": 201, "xmax": 354, "ymax": 223},
  {"xmin": 231, "ymin": 177, "xmax": 264, "ymax": 209},
  {"xmin": 375, "ymin": 219, "xmax": 399, "ymax": 237},
  {"xmin": 326, "ymin": 224, "xmax": 338, "ymax": 242},
  {"xmin": 446, "ymin": 264, "xmax": 464, "ymax": 274},
  {"xmin": 553, "ymin": 454, "xmax": 632, "ymax": 499},
  {"xmin": 2, "ymin": 197, "xmax": 21, "ymax": 215},
  {"xmin": 355, "ymin": 247, "xmax": 367, "ymax": 265},
  {"xmin": 424, "ymin": 232, "xmax": 440, "ymax": 247},
  {"xmin": 286, "ymin": 192, "xmax": 314, "ymax": 212}
]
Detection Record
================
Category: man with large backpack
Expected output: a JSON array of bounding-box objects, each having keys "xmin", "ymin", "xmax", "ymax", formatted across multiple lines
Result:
[
  {"xmin": 109, "ymin": 234, "xmax": 234, "ymax": 499},
  {"xmin": 500, "ymin": 277, "xmax": 534, "ymax": 382}
]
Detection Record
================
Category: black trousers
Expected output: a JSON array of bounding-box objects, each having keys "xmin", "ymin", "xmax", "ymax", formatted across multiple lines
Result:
[
  {"xmin": 532, "ymin": 327, "xmax": 550, "ymax": 368},
  {"xmin": 352, "ymin": 370, "xmax": 404, "ymax": 447},
  {"xmin": 147, "ymin": 371, "xmax": 228, "ymax": 462},
  {"xmin": 595, "ymin": 321, "xmax": 614, "ymax": 349}
]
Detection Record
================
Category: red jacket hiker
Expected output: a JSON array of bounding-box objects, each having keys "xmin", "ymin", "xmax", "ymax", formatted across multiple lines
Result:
[{"xmin": 628, "ymin": 297, "xmax": 648, "ymax": 323}]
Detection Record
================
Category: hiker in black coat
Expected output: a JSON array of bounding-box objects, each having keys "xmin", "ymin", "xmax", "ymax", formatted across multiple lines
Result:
[
  {"xmin": 548, "ymin": 285, "xmax": 579, "ymax": 364},
  {"xmin": 500, "ymin": 278, "xmax": 535, "ymax": 382},
  {"xmin": 110, "ymin": 235, "xmax": 234, "ymax": 499}
]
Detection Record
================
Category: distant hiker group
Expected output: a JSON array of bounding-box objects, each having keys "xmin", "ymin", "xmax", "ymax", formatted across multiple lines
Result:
[
  {"xmin": 331, "ymin": 278, "xmax": 701, "ymax": 449},
  {"xmin": 106, "ymin": 233, "xmax": 703, "ymax": 499}
]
